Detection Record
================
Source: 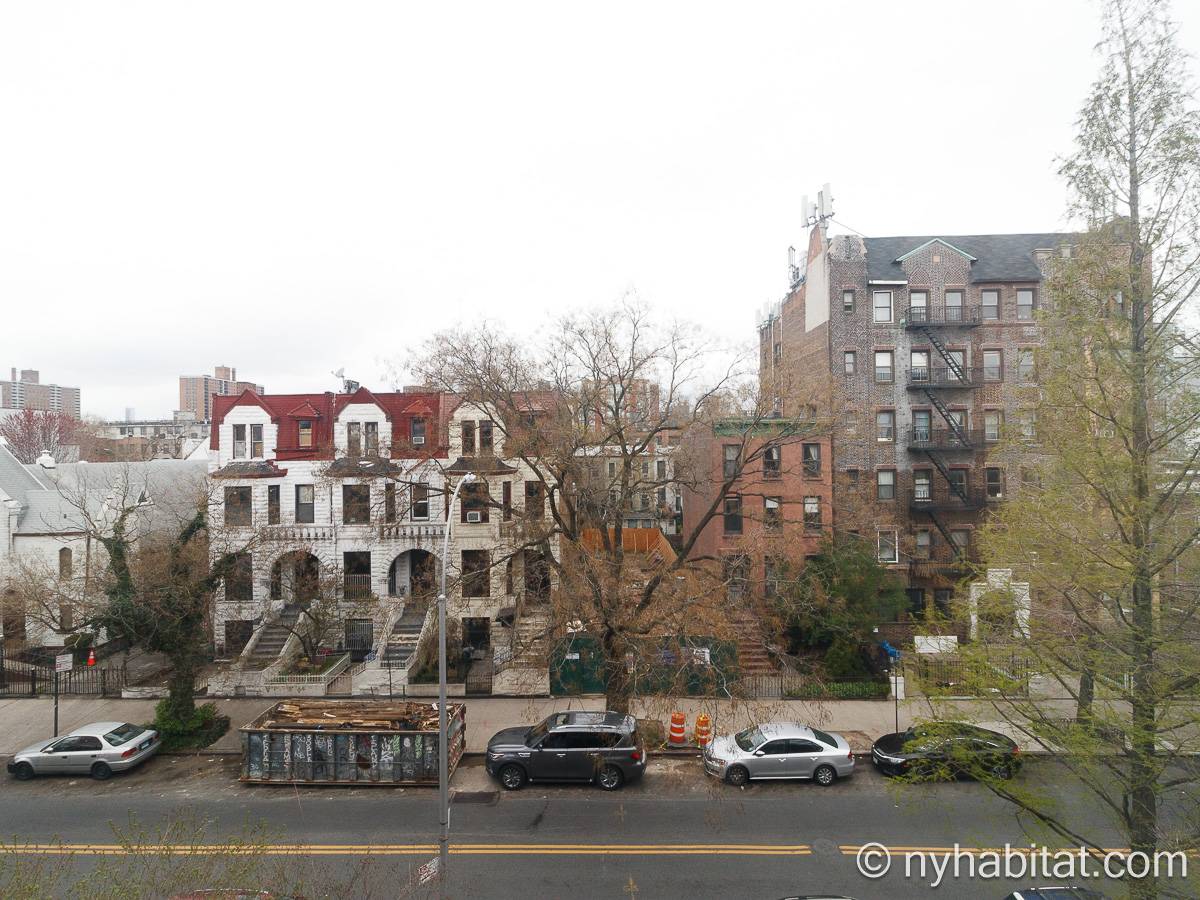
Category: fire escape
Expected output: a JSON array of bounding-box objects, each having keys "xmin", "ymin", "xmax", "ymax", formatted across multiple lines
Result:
[{"xmin": 903, "ymin": 302, "xmax": 983, "ymax": 563}]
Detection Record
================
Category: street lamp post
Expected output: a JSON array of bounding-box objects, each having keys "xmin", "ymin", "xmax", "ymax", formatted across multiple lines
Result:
[{"xmin": 438, "ymin": 471, "xmax": 475, "ymax": 895}]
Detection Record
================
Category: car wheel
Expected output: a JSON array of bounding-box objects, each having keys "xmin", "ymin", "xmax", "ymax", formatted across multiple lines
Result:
[
  {"xmin": 90, "ymin": 762, "xmax": 113, "ymax": 781},
  {"xmin": 726, "ymin": 765, "xmax": 749, "ymax": 787},
  {"xmin": 813, "ymin": 765, "xmax": 837, "ymax": 786},
  {"xmin": 596, "ymin": 765, "xmax": 624, "ymax": 791},
  {"xmin": 498, "ymin": 764, "xmax": 526, "ymax": 791},
  {"xmin": 11, "ymin": 762, "xmax": 35, "ymax": 781}
]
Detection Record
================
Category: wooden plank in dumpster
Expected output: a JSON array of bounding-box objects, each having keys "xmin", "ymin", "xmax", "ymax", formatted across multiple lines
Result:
[{"xmin": 239, "ymin": 699, "xmax": 466, "ymax": 786}]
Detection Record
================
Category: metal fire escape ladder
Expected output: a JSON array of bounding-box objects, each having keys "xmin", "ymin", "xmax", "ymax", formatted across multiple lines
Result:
[
  {"xmin": 924, "ymin": 507, "xmax": 961, "ymax": 557},
  {"xmin": 923, "ymin": 389, "xmax": 969, "ymax": 444},
  {"xmin": 919, "ymin": 326, "xmax": 966, "ymax": 381},
  {"xmin": 920, "ymin": 447, "xmax": 970, "ymax": 504}
]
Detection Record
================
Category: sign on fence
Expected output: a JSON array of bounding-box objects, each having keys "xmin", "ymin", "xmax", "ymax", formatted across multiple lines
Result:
[{"xmin": 54, "ymin": 653, "xmax": 73, "ymax": 674}]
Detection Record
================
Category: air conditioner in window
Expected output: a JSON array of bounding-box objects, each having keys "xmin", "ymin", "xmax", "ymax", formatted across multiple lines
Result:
[
  {"xmin": 412, "ymin": 436, "xmax": 425, "ymax": 445},
  {"xmin": 466, "ymin": 511, "xmax": 483, "ymax": 524}
]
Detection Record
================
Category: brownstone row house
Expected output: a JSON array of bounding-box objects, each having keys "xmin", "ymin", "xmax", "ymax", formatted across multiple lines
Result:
[{"xmin": 760, "ymin": 219, "xmax": 1072, "ymax": 634}]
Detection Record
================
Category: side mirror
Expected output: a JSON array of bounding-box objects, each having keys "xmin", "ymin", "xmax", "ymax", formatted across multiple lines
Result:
[{"xmin": 753, "ymin": 750, "xmax": 765, "ymax": 757}]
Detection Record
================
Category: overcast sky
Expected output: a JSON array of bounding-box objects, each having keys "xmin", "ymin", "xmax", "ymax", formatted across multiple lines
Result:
[{"xmin": 3, "ymin": 1, "xmax": 1199, "ymax": 419}]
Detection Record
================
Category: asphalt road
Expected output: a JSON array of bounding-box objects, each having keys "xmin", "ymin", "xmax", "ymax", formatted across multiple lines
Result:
[{"xmin": 0, "ymin": 753, "xmax": 1193, "ymax": 899}]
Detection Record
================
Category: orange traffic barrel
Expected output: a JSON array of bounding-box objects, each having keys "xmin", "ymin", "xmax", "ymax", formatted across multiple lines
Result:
[
  {"xmin": 668, "ymin": 711, "xmax": 686, "ymax": 745},
  {"xmin": 694, "ymin": 713, "xmax": 712, "ymax": 747}
]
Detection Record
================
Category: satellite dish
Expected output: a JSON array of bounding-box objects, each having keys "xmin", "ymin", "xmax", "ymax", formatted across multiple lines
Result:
[{"xmin": 333, "ymin": 368, "xmax": 345, "ymax": 379}]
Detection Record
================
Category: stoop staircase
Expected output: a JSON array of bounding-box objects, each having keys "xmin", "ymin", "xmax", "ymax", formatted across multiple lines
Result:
[
  {"xmin": 244, "ymin": 604, "xmax": 302, "ymax": 669},
  {"xmin": 382, "ymin": 604, "xmax": 427, "ymax": 669}
]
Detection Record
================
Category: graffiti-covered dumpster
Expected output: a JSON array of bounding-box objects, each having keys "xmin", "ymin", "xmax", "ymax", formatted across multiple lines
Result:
[{"xmin": 239, "ymin": 699, "xmax": 466, "ymax": 785}]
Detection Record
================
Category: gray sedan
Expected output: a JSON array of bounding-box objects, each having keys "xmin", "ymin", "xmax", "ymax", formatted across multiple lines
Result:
[
  {"xmin": 703, "ymin": 722, "xmax": 855, "ymax": 786},
  {"xmin": 7, "ymin": 721, "xmax": 159, "ymax": 781}
]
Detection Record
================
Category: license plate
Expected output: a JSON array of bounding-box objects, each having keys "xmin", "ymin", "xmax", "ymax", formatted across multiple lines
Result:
[{"xmin": 140, "ymin": 740, "xmax": 151, "ymax": 751}]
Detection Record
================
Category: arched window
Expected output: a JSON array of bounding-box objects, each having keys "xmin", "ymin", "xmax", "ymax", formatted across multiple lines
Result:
[{"xmin": 58, "ymin": 547, "xmax": 73, "ymax": 580}]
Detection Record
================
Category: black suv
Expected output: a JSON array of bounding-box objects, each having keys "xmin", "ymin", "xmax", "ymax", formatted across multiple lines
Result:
[{"xmin": 485, "ymin": 711, "xmax": 646, "ymax": 791}]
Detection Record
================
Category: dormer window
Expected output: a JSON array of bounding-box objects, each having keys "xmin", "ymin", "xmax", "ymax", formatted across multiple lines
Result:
[
  {"xmin": 232, "ymin": 424, "xmax": 247, "ymax": 459},
  {"xmin": 298, "ymin": 420, "xmax": 313, "ymax": 449},
  {"xmin": 462, "ymin": 421, "xmax": 476, "ymax": 455},
  {"xmin": 411, "ymin": 417, "xmax": 427, "ymax": 446},
  {"xmin": 479, "ymin": 420, "xmax": 494, "ymax": 453},
  {"xmin": 347, "ymin": 422, "xmax": 361, "ymax": 456},
  {"xmin": 251, "ymin": 424, "xmax": 264, "ymax": 458},
  {"xmin": 364, "ymin": 422, "xmax": 379, "ymax": 456}
]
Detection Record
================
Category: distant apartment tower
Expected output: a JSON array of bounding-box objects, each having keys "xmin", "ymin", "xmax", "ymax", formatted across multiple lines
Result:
[
  {"xmin": 2, "ymin": 368, "xmax": 81, "ymax": 418},
  {"xmin": 179, "ymin": 366, "xmax": 265, "ymax": 422}
]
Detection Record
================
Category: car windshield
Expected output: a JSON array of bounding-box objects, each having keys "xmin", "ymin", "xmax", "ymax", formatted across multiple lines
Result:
[
  {"xmin": 526, "ymin": 720, "xmax": 550, "ymax": 743},
  {"xmin": 810, "ymin": 728, "xmax": 836, "ymax": 747},
  {"xmin": 102, "ymin": 723, "xmax": 145, "ymax": 746},
  {"xmin": 733, "ymin": 726, "xmax": 765, "ymax": 752}
]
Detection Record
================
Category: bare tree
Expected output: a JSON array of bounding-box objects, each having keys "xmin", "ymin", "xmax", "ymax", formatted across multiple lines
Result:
[
  {"xmin": 409, "ymin": 303, "xmax": 818, "ymax": 713},
  {"xmin": 0, "ymin": 408, "xmax": 83, "ymax": 464}
]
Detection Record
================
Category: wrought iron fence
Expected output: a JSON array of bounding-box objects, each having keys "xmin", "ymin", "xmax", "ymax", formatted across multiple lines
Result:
[{"xmin": 0, "ymin": 659, "xmax": 127, "ymax": 697}]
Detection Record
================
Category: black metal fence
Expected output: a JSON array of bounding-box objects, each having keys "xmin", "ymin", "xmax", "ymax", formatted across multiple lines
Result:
[{"xmin": 0, "ymin": 660, "xmax": 127, "ymax": 697}]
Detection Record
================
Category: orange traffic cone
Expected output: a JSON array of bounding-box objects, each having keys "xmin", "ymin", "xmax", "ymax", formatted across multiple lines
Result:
[
  {"xmin": 86, "ymin": 648, "xmax": 96, "ymax": 667},
  {"xmin": 694, "ymin": 714, "xmax": 712, "ymax": 747}
]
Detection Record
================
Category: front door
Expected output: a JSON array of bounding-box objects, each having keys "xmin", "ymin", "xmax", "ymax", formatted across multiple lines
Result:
[
  {"xmin": 754, "ymin": 739, "xmax": 793, "ymax": 778},
  {"xmin": 534, "ymin": 733, "xmax": 575, "ymax": 780}
]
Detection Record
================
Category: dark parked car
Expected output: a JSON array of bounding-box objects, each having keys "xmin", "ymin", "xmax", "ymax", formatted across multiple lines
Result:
[
  {"xmin": 485, "ymin": 711, "xmax": 646, "ymax": 791},
  {"xmin": 1002, "ymin": 889, "xmax": 1108, "ymax": 900},
  {"xmin": 871, "ymin": 722, "xmax": 1020, "ymax": 780}
]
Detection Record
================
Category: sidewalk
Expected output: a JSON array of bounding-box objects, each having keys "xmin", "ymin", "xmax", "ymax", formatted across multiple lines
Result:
[{"xmin": 0, "ymin": 693, "xmax": 1062, "ymax": 757}]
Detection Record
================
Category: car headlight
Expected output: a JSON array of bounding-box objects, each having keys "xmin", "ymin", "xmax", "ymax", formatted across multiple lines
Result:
[{"xmin": 876, "ymin": 753, "xmax": 903, "ymax": 764}]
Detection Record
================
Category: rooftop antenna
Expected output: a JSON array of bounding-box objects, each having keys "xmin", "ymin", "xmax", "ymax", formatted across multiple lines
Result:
[
  {"xmin": 332, "ymin": 368, "xmax": 359, "ymax": 393},
  {"xmin": 801, "ymin": 194, "xmax": 810, "ymax": 227}
]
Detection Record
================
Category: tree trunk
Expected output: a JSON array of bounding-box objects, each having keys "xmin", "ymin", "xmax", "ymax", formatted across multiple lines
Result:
[
  {"xmin": 162, "ymin": 654, "xmax": 197, "ymax": 726},
  {"xmin": 1076, "ymin": 631, "xmax": 1095, "ymax": 727},
  {"xmin": 601, "ymin": 627, "xmax": 634, "ymax": 715}
]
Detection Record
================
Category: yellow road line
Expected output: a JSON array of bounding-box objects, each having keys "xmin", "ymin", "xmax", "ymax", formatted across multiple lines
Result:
[{"xmin": 1, "ymin": 842, "xmax": 812, "ymax": 857}]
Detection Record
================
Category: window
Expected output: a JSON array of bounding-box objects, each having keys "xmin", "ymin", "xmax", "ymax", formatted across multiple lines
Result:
[
  {"xmin": 845, "ymin": 468, "xmax": 860, "ymax": 486},
  {"xmin": 876, "ymin": 410, "xmax": 895, "ymax": 442},
  {"xmin": 343, "ymin": 484, "xmax": 370, "ymax": 524},
  {"xmin": 983, "ymin": 350, "xmax": 1003, "ymax": 382},
  {"xmin": 934, "ymin": 589, "xmax": 954, "ymax": 615},
  {"xmin": 412, "ymin": 482, "xmax": 430, "ymax": 520},
  {"xmin": 250, "ymin": 424, "xmax": 264, "ymax": 458},
  {"xmin": 226, "ymin": 552, "xmax": 253, "ymax": 603},
  {"xmin": 461, "ymin": 420, "xmax": 476, "ymax": 454},
  {"xmin": 232, "ymin": 424, "xmax": 247, "ymax": 459},
  {"xmin": 986, "ymin": 467, "xmax": 1005, "ymax": 499},
  {"xmin": 1017, "ymin": 411, "xmax": 1037, "ymax": 440},
  {"xmin": 657, "ymin": 486, "xmax": 667, "ymax": 508},
  {"xmin": 479, "ymin": 420, "xmax": 494, "ymax": 453},
  {"xmin": 723, "ymin": 556, "xmax": 749, "ymax": 598},
  {"xmin": 364, "ymin": 421, "xmax": 379, "ymax": 455},
  {"xmin": 842, "ymin": 290, "xmax": 855, "ymax": 312},
  {"xmin": 878, "ymin": 531, "xmax": 898, "ymax": 563},
  {"xmin": 876, "ymin": 469, "xmax": 895, "ymax": 500},
  {"xmin": 502, "ymin": 481, "xmax": 512, "ymax": 520},
  {"xmin": 946, "ymin": 349, "xmax": 966, "ymax": 382},
  {"xmin": 945, "ymin": 290, "xmax": 964, "ymax": 321},
  {"xmin": 909, "ymin": 290, "xmax": 928, "ymax": 322},
  {"xmin": 914, "ymin": 470, "xmax": 931, "ymax": 501},
  {"xmin": 764, "ymin": 557, "xmax": 780, "ymax": 598},
  {"xmin": 1017, "ymin": 289, "xmax": 1035, "ymax": 320},
  {"xmin": 524, "ymin": 481, "xmax": 544, "ymax": 519},
  {"xmin": 803, "ymin": 496, "xmax": 821, "ymax": 530},
  {"xmin": 657, "ymin": 459, "xmax": 667, "ymax": 479},
  {"xmin": 914, "ymin": 529, "xmax": 931, "ymax": 560},
  {"xmin": 843, "ymin": 350, "xmax": 856, "ymax": 375},
  {"xmin": 722, "ymin": 445, "xmax": 740, "ymax": 479},
  {"xmin": 224, "ymin": 486, "xmax": 252, "ymax": 526},
  {"xmin": 773, "ymin": 341, "xmax": 783, "ymax": 362},
  {"xmin": 267, "ymin": 485, "xmax": 280, "ymax": 525},
  {"xmin": 913, "ymin": 410, "xmax": 932, "ymax": 442},
  {"xmin": 906, "ymin": 588, "xmax": 927, "ymax": 616},
  {"xmin": 764, "ymin": 496, "xmax": 782, "ymax": 530},
  {"xmin": 950, "ymin": 530, "xmax": 970, "ymax": 554},
  {"xmin": 461, "ymin": 480, "xmax": 490, "ymax": 523},
  {"xmin": 909, "ymin": 350, "xmax": 929, "ymax": 383},
  {"xmin": 298, "ymin": 419, "xmax": 313, "ymax": 449},
  {"xmin": 984, "ymin": 411, "xmax": 1003, "ymax": 442},
  {"xmin": 384, "ymin": 482, "xmax": 396, "ymax": 523},
  {"xmin": 461, "ymin": 550, "xmax": 491, "ymax": 598},
  {"xmin": 873, "ymin": 290, "xmax": 893, "ymax": 323},
  {"xmin": 58, "ymin": 547, "xmax": 72, "ymax": 579},
  {"xmin": 1017, "ymin": 349, "xmax": 1035, "ymax": 381},
  {"xmin": 874, "ymin": 350, "xmax": 894, "ymax": 383},
  {"xmin": 802, "ymin": 443, "xmax": 821, "ymax": 477},
  {"xmin": 723, "ymin": 496, "xmax": 743, "ymax": 534},
  {"xmin": 347, "ymin": 422, "xmax": 361, "ymax": 456},
  {"xmin": 295, "ymin": 484, "xmax": 315, "ymax": 523},
  {"xmin": 981, "ymin": 289, "xmax": 999, "ymax": 321},
  {"xmin": 763, "ymin": 444, "xmax": 781, "ymax": 478},
  {"xmin": 948, "ymin": 468, "xmax": 968, "ymax": 495}
]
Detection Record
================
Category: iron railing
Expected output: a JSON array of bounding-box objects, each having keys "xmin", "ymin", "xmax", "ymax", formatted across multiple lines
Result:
[{"xmin": 902, "ymin": 306, "xmax": 981, "ymax": 326}]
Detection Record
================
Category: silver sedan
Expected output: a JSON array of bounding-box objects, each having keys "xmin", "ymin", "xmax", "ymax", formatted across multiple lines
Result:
[
  {"xmin": 703, "ymin": 722, "xmax": 855, "ymax": 786},
  {"xmin": 7, "ymin": 721, "xmax": 160, "ymax": 781}
]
